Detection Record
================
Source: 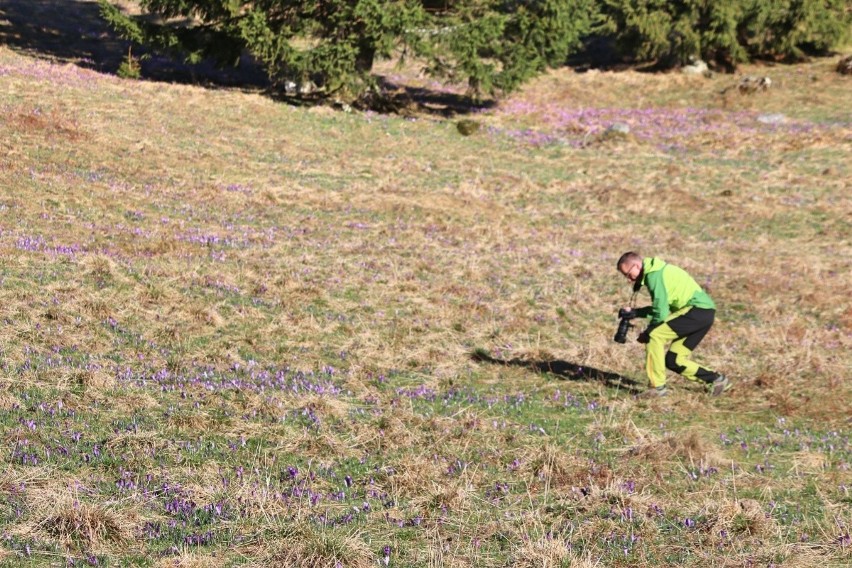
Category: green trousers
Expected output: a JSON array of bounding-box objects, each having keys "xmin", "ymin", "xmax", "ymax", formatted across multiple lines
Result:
[{"xmin": 645, "ymin": 306, "xmax": 718, "ymax": 388}]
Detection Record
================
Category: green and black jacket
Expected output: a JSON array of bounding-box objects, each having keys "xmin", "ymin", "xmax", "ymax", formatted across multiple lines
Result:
[{"xmin": 633, "ymin": 257, "xmax": 715, "ymax": 327}]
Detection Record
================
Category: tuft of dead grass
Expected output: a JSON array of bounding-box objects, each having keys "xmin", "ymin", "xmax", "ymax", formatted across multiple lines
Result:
[
  {"xmin": 0, "ymin": 388, "xmax": 21, "ymax": 410},
  {"xmin": 520, "ymin": 443, "xmax": 585, "ymax": 488},
  {"xmin": 68, "ymin": 367, "xmax": 116, "ymax": 391},
  {"xmin": 558, "ymin": 477, "xmax": 660, "ymax": 534},
  {"xmin": 279, "ymin": 429, "xmax": 359, "ymax": 462},
  {"xmin": 153, "ymin": 552, "xmax": 221, "ymax": 568},
  {"xmin": 79, "ymin": 254, "xmax": 123, "ymax": 282},
  {"xmin": 105, "ymin": 430, "xmax": 167, "ymax": 456},
  {"xmin": 351, "ymin": 404, "xmax": 439, "ymax": 453},
  {"xmin": 385, "ymin": 454, "xmax": 448, "ymax": 502},
  {"xmin": 80, "ymin": 295, "xmax": 115, "ymax": 320},
  {"xmin": 293, "ymin": 393, "xmax": 351, "ymax": 422},
  {"xmin": 409, "ymin": 478, "xmax": 475, "ymax": 515},
  {"xmin": 8, "ymin": 107, "xmax": 86, "ymax": 141},
  {"xmin": 102, "ymin": 390, "xmax": 160, "ymax": 413},
  {"xmin": 249, "ymin": 523, "xmax": 374, "ymax": 568},
  {"xmin": 40, "ymin": 499, "xmax": 131, "ymax": 550},
  {"xmin": 791, "ymin": 451, "xmax": 829, "ymax": 474},
  {"xmin": 508, "ymin": 535, "xmax": 578, "ymax": 568},
  {"xmin": 0, "ymin": 466, "xmax": 55, "ymax": 492},
  {"xmin": 626, "ymin": 427, "xmax": 725, "ymax": 467},
  {"xmin": 166, "ymin": 411, "xmax": 212, "ymax": 431},
  {"xmin": 704, "ymin": 497, "xmax": 780, "ymax": 540}
]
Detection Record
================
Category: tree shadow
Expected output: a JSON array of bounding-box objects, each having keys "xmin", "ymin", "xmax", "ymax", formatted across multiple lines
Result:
[
  {"xmin": 564, "ymin": 35, "xmax": 692, "ymax": 74},
  {"xmin": 0, "ymin": 0, "xmax": 493, "ymax": 112},
  {"xmin": 0, "ymin": 0, "xmax": 268, "ymax": 89},
  {"xmin": 1, "ymin": 1, "xmax": 659, "ymax": 114},
  {"xmin": 0, "ymin": 0, "xmax": 122, "ymax": 68},
  {"xmin": 370, "ymin": 76, "xmax": 496, "ymax": 117},
  {"xmin": 267, "ymin": 74, "xmax": 497, "ymax": 117},
  {"xmin": 565, "ymin": 35, "xmax": 638, "ymax": 73},
  {"xmin": 471, "ymin": 349, "xmax": 642, "ymax": 394}
]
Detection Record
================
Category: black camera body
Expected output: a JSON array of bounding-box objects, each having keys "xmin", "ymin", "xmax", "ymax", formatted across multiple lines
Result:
[{"xmin": 614, "ymin": 308, "xmax": 638, "ymax": 343}]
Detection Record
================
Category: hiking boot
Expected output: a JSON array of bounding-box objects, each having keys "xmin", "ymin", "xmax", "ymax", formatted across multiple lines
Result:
[
  {"xmin": 639, "ymin": 386, "xmax": 669, "ymax": 398},
  {"xmin": 710, "ymin": 375, "xmax": 732, "ymax": 396}
]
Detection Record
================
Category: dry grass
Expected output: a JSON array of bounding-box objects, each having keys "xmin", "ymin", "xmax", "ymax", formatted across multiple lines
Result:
[
  {"xmin": 153, "ymin": 552, "xmax": 222, "ymax": 568},
  {"xmin": 0, "ymin": 466, "xmax": 56, "ymax": 493},
  {"xmin": 0, "ymin": 388, "xmax": 20, "ymax": 410},
  {"xmin": 705, "ymin": 497, "xmax": 780, "ymax": 539},
  {"xmin": 508, "ymin": 535, "xmax": 575, "ymax": 568},
  {"xmin": 0, "ymin": 35, "xmax": 848, "ymax": 566},
  {"xmin": 104, "ymin": 430, "xmax": 168, "ymax": 456},
  {"xmin": 40, "ymin": 500, "xmax": 130, "ymax": 549},
  {"xmin": 386, "ymin": 455, "xmax": 450, "ymax": 501},
  {"xmin": 627, "ymin": 428, "xmax": 726, "ymax": 467},
  {"xmin": 250, "ymin": 523, "xmax": 374, "ymax": 568},
  {"xmin": 5, "ymin": 477, "xmax": 137, "ymax": 558},
  {"xmin": 519, "ymin": 443, "xmax": 589, "ymax": 490}
]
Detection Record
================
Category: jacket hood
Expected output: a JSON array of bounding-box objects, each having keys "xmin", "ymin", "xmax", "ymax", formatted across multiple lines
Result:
[{"xmin": 642, "ymin": 257, "xmax": 666, "ymax": 275}]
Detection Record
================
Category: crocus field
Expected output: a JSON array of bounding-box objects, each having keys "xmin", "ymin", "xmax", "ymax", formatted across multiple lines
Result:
[{"xmin": 0, "ymin": 40, "xmax": 850, "ymax": 567}]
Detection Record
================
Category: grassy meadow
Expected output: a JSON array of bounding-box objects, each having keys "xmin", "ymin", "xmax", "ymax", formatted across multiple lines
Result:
[{"xmin": 0, "ymin": 42, "xmax": 850, "ymax": 567}]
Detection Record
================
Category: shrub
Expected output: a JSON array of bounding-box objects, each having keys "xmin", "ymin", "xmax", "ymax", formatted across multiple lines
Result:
[
  {"xmin": 738, "ymin": 0, "xmax": 851, "ymax": 61},
  {"xmin": 598, "ymin": 0, "xmax": 850, "ymax": 69}
]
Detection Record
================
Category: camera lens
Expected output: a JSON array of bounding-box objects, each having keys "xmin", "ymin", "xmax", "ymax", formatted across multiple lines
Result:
[{"xmin": 614, "ymin": 318, "xmax": 630, "ymax": 343}]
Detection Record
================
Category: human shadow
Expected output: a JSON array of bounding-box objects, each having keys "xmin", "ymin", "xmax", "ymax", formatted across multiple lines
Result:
[{"xmin": 471, "ymin": 349, "xmax": 642, "ymax": 394}]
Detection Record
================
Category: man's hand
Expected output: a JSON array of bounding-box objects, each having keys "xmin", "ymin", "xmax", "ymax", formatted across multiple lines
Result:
[{"xmin": 637, "ymin": 331, "xmax": 650, "ymax": 344}]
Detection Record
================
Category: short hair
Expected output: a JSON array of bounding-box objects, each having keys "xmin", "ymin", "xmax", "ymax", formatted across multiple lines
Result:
[{"xmin": 616, "ymin": 251, "xmax": 642, "ymax": 269}]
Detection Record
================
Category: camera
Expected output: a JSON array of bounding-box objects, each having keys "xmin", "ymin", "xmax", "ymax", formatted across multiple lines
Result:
[{"xmin": 613, "ymin": 308, "xmax": 637, "ymax": 343}]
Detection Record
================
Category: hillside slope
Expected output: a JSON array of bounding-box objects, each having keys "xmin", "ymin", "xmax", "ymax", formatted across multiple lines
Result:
[{"xmin": 0, "ymin": 45, "xmax": 850, "ymax": 566}]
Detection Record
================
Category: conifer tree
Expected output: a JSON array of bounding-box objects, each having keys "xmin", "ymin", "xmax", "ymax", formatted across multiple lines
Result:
[
  {"xmin": 598, "ymin": 0, "xmax": 849, "ymax": 69},
  {"xmin": 738, "ymin": 0, "xmax": 850, "ymax": 61},
  {"xmin": 99, "ymin": 0, "xmax": 598, "ymax": 101}
]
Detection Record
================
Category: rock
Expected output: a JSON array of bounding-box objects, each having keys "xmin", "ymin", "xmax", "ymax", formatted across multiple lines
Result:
[
  {"xmin": 756, "ymin": 113, "xmax": 786, "ymax": 125},
  {"xmin": 737, "ymin": 75, "xmax": 771, "ymax": 94},
  {"xmin": 682, "ymin": 59, "xmax": 711, "ymax": 77},
  {"xmin": 605, "ymin": 122, "xmax": 630, "ymax": 135},
  {"xmin": 298, "ymin": 80, "xmax": 317, "ymax": 95},
  {"xmin": 585, "ymin": 123, "xmax": 635, "ymax": 146},
  {"xmin": 456, "ymin": 119, "xmax": 480, "ymax": 136},
  {"xmin": 838, "ymin": 55, "xmax": 852, "ymax": 75},
  {"xmin": 283, "ymin": 79, "xmax": 318, "ymax": 96}
]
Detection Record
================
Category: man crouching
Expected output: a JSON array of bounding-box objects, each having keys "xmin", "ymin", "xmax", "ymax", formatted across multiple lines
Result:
[{"xmin": 616, "ymin": 251, "xmax": 731, "ymax": 398}]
